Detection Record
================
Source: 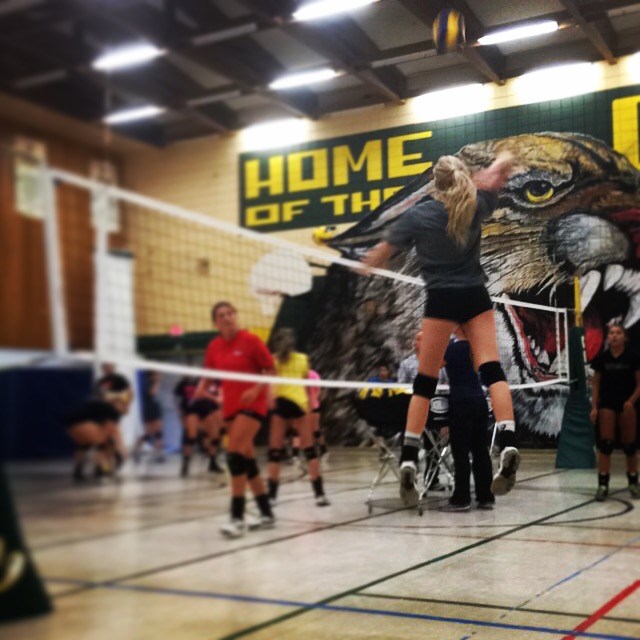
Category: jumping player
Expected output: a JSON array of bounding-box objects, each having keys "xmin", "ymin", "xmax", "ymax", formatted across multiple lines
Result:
[
  {"xmin": 204, "ymin": 301, "xmax": 275, "ymax": 538},
  {"xmin": 590, "ymin": 323, "xmax": 640, "ymax": 500},
  {"xmin": 362, "ymin": 153, "xmax": 521, "ymax": 505}
]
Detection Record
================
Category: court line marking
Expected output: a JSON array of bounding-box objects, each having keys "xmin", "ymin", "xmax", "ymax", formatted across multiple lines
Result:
[
  {"xmin": 220, "ymin": 488, "xmax": 636, "ymax": 640},
  {"xmin": 562, "ymin": 581, "xmax": 640, "ymax": 640},
  {"xmin": 40, "ymin": 579, "xmax": 640, "ymax": 640},
  {"xmin": 357, "ymin": 593, "xmax": 640, "ymax": 625}
]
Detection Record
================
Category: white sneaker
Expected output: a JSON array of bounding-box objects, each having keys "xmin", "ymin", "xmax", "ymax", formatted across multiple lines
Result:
[
  {"xmin": 491, "ymin": 447, "xmax": 521, "ymax": 496},
  {"xmin": 400, "ymin": 461, "xmax": 419, "ymax": 506},
  {"xmin": 220, "ymin": 519, "xmax": 246, "ymax": 539},
  {"xmin": 247, "ymin": 515, "xmax": 276, "ymax": 531},
  {"xmin": 315, "ymin": 494, "xmax": 330, "ymax": 507}
]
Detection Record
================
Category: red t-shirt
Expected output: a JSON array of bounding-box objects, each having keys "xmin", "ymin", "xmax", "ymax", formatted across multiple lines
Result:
[{"xmin": 204, "ymin": 330, "xmax": 274, "ymax": 419}]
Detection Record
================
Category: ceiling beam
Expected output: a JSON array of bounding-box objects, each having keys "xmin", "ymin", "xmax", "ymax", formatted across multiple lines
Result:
[
  {"xmin": 558, "ymin": 0, "xmax": 617, "ymax": 63},
  {"xmin": 237, "ymin": 0, "xmax": 406, "ymax": 103}
]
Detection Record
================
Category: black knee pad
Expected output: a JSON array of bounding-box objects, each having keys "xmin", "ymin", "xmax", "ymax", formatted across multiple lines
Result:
[
  {"xmin": 153, "ymin": 432, "xmax": 162, "ymax": 441},
  {"xmin": 622, "ymin": 442, "xmax": 637, "ymax": 457},
  {"xmin": 245, "ymin": 458, "xmax": 259, "ymax": 479},
  {"xmin": 211, "ymin": 438, "xmax": 220, "ymax": 448},
  {"xmin": 413, "ymin": 373, "xmax": 438, "ymax": 399},
  {"xmin": 226, "ymin": 452, "xmax": 246, "ymax": 476},
  {"xmin": 96, "ymin": 443, "xmax": 108, "ymax": 452},
  {"xmin": 268, "ymin": 448, "xmax": 282, "ymax": 463},
  {"xmin": 182, "ymin": 434, "xmax": 197, "ymax": 447},
  {"xmin": 599, "ymin": 439, "xmax": 614, "ymax": 456},
  {"xmin": 76, "ymin": 443, "xmax": 92, "ymax": 452},
  {"xmin": 479, "ymin": 361, "xmax": 506, "ymax": 387},
  {"xmin": 304, "ymin": 446, "xmax": 318, "ymax": 461},
  {"xmin": 313, "ymin": 430, "xmax": 322, "ymax": 439}
]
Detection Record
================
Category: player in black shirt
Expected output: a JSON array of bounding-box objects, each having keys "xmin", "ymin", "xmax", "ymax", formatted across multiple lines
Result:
[
  {"xmin": 95, "ymin": 363, "xmax": 133, "ymax": 471},
  {"xmin": 590, "ymin": 324, "xmax": 640, "ymax": 500}
]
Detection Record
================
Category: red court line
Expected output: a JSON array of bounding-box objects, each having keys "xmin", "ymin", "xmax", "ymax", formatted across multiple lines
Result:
[{"xmin": 562, "ymin": 580, "xmax": 640, "ymax": 640}]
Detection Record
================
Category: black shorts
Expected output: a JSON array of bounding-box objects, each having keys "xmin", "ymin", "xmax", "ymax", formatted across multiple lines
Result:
[
  {"xmin": 65, "ymin": 400, "xmax": 120, "ymax": 430},
  {"xmin": 143, "ymin": 400, "xmax": 162, "ymax": 422},
  {"xmin": 274, "ymin": 398, "xmax": 306, "ymax": 420},
  {"xmin": 185, "ymin": 398, "xmax": 219, "ymax": 420},
  {"xmin": 599, "ymin": 398, "xmax": 626, "ymax": 414},
  {"xmin": 225, "ymin": 409, "xmax": 264, "ymax": 424},
  {"xmin": 425, "ymin": 285, "xmax": 493, "ymax": 324},
  {"xmin": 311, "ymin": 407, "xmax": 320, "ymax": 414}
]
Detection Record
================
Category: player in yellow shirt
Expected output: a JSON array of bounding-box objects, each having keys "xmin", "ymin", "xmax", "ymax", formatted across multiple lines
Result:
[{"xmin": 267, "ymin": 329, "xmax": 329, "ymax": 506}]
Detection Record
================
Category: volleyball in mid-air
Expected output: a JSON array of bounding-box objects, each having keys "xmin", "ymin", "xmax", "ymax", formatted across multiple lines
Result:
[{"xmin": 433, "ymin": 8, "xmax": 466, "ymax": 55}]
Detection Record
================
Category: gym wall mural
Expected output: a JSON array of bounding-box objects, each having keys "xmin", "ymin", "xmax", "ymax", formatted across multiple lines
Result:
[{"xmin": 239, "ymin": 86, "xmax": 640, "ymax": 445}]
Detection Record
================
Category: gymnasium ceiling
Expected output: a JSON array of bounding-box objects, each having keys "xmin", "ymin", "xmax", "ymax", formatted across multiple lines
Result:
[{"xmin": 1, "ymin": 0, "xmax": 640, "ymax": 146}]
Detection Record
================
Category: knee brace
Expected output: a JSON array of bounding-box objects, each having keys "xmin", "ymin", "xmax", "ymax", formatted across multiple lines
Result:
[
  {"xmin": 96, "ymin": 442, "xmax": 108, "ymax": 452},
  {"xmin": 76, "ymin": 443, "xmax": 92, "ymax": 452},
  {"xmin": 182, "ymin": 434, "xmax": 197, "ymax": 447},
  {"xmin": 245, "ymin": 458, "xmax": 259, "ymax": 479},
  {"xmin": 268, "ymin": 448, "xmax": 282, "ymax": 463},
  {"xmin": 226, "ymin": 452, "xmax": 246, "ymax": 477},
  {"xmin": 622, "ymin": 442, "xmax": 638, "ymax": 457},
  {"xmin": 599, "ymin": 439, "xmax": 615, "ymax": 456},
  {"xmin": 304, "ymin": 446, "xmax": 318, "ymax": 461},
  {"xmin": 479, "ymin": 361, "xmax": 506, "ymax": 387},
  {"xmin": 313, "ymin": 430, "xmax": 322, "ymax": 440},
  {"xmin": 211, "ymin": 438, "xmax": 220, "ymax": 448},
  {"xmin": 413, "ymin": 373, "xmax": 438, "ymax": 399},
  {"xmin": 153, "ymin": 432, "xmax": 163, "ymax": 441}
]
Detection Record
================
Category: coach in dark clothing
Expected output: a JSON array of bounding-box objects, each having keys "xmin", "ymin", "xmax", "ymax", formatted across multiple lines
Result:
[{"xmin": 442, "ymin": 332, "xmax": 494, "ymax": 511}]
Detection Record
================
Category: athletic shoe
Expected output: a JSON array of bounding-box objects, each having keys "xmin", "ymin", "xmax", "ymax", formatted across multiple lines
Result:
[
  {"xmin": 491, "ymin": 447, "xmax": 521, "ymax": 496},
  {"xmin": 628, "ymin": 484, "xmax": 639, "ymax": 500},
  {"xmin": 400, "ymin": 461, "xmax": 419, "ymax": 506},
  {"xmin": 595, "ymin": 485, "xmax": 609, "ymax": 501},
  {"xmin": 476, "ymin": 501, "xmax": 495, "ymax": 511},
  {"xmin": 315, "ymin": 494, "xmax": 330, "ymax": 507},
  {"xmin": 220, "ymin": 519, "xmax": 246, "ymax": 539},
  {"xmin": 247, "ymin": 515, "xmax": 276, "ymax": 531},
  {"xmin": 439, "ymin": 501, "xmax": 470, "ymax": 512}
]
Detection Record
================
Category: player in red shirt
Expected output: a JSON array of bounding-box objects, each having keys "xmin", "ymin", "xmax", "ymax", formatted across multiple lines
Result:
[{"xmin": 196, "ymin": 301, "xmax": 276, "ymax": 538}]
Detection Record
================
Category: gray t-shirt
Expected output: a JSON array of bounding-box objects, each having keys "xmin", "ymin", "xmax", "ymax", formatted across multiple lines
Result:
[{"xmin": 384, "ymin": 191, "xmax": 497, "ymax": 289}]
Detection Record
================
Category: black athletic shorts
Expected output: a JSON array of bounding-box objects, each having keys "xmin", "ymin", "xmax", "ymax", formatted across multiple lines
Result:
[
  {"xmin": 311, "ymin": 407, "xmax": 320, "ymax": 414},
  {"xmin": 143, "ymin": 399, "xmax": 162, "ymax": 423},
  {"xmin": 598, "ymin": 397, "xmax": 626, "ymax": 414},
  {"xmin": 225, "ymin": 409, "xmax": 265, "ymax": 424},
  {"xmin": 425, "ymin": 285, "xmax": 493, "ymax": 324},
  {"xmin": 274, "ymin": 397, "xmax": 306, "ymax": 420},
  {"xmin": 65, "ymin": 400, "xmax": 120, "ymax": 429},
  {"xmin": 185, "ymin": 398, "xmax": 219, "ymax": 420}
]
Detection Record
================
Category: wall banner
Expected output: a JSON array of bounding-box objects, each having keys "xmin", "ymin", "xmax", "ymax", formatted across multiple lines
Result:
[{"xmin": 239, "ymin": 85, "xmax": 640, "ymax": 233}]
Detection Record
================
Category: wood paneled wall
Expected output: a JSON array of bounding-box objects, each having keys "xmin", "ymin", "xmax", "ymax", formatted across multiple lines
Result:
[{"xmin": 0, "ymin": 120, "xmax": 121, "ymax": 350}]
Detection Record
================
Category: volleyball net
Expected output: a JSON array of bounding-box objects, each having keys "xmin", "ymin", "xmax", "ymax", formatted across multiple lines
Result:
[{"xmin": 38, "ymin": 163, "xmax": 570, "ymax": 394}]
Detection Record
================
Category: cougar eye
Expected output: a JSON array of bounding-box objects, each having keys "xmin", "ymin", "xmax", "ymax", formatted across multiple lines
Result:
[{"xmin": 524, "ymin": 180, "xmax": 554, "ymax": 203}]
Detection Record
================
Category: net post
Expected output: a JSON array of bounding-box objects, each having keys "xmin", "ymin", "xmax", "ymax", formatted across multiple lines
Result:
[
  {"xmin": 92, "ymin": 185, "xmax": 111, "ymax": 374},
  {"xmin": 40, "ymin": 164, "xmax": 69, "ymax": 358},
  {"xmin": 563, "ymin": 309, "xmax": 570, "ymax": 382}
]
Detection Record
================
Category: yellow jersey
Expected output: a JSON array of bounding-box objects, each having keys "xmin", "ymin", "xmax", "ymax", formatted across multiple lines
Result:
[{"xmin": 275, "ymin": 352, "xmax": 309, "ymax": 412}]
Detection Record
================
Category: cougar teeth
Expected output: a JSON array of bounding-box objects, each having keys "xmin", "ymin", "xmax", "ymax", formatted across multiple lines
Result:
[
  {"xmin": 580, "ymin": 270, "xmax": 601, "ymax": 311},
  {"xmin": 624, "ymin": 292, "xmax": 640, "ymax": 328},
  {"xmin": 604, "ymin": 264, "xmax": 624, "ymax": 291}
]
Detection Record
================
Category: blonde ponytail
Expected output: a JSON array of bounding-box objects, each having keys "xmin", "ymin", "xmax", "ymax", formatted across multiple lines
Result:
[{"xmin": 433, "ymin": 155, "xmax": 477, "ymax": 246}]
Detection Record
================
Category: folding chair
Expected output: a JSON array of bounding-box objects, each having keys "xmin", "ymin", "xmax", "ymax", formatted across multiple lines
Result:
[{"xmin": 355, "ymin": 388, "xmax": 409, "ymax": 514}]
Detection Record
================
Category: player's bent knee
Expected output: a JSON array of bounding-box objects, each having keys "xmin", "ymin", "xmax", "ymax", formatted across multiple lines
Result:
[
  {"xmin": 622, "ymin": 442, "xmax": 637, "ymax": 457},
  {"xmin": 226, "ymin": 452, "xmax": 246, "ymax": 476},
  {"xmin": 413, "ymin": 373, "xmax": 438, "ymax": 399},
  {"xmin": 245, "ymin": 458, "xmax": 259, "ymax": 479},
  {"xmin": 479, "ymin": 361, "xmax": 506, "ymax": 387},
  {"xmin": 303, "ymin": 446, "xmax": 318, "ymax": 461},
  {"xmin": 599, "ymin": 439, "xmax": 614, "ymax": 456}
]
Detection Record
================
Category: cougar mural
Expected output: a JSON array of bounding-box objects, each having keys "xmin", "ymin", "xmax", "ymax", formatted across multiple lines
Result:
[{"xmin": 310, "ymin": 133, "xmax": 640, "ymax": 442}]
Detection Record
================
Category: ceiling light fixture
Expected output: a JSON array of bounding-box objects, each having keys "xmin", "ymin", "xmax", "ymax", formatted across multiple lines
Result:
[
  {"xmin": 93, "ymin": 43, "xmax": 165, "ymax": 72},
  {"xmin": 269, "ymin": 68, "xmax": 339, "ymax": 90},
  {"xmin": 103, "ymin": 105, "xmax": 165, "ymax": 125},
  {"xmin": 293, "ymin": 0, "xmax": 379, "ymax": 22},
  {"xmin": 478, "ymin": 20, "xmax": 558, "ymax": 46}
]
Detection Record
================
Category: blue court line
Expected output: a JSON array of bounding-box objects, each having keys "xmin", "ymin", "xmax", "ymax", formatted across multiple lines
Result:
[{"xmin": 44, "ymin": 578, "xmax": 639, "ymax": 640}]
